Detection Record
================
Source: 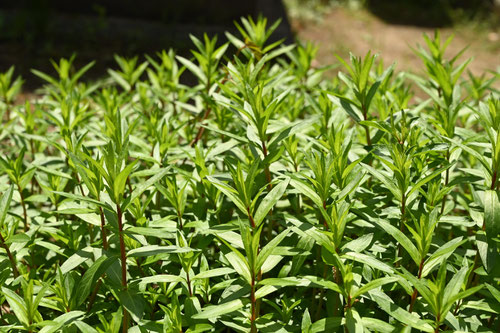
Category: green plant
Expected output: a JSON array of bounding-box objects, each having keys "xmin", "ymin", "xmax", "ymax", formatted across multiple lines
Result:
[
  {"xmin": 0, "ymin": 66, "xmax": 23, "ymax": 122},
  {"xmin": 0, "ymin": 18, "xmax": 498, "ymax": 333}
]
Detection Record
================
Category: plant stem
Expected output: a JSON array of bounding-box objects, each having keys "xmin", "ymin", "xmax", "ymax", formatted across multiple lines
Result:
[
  {"xmin": 190, "ymin": 106, "xmax": 212, "ymax": 147},
  {"xmin": 362, "ymin": 105, "xmax": 371, "ymax": 147},
  {"xmin": 177, "ymin": 211, "xmax": 184, "ymax": 230},
  {"xmin": 261, "ymin": 140, "xmax": 273, "ymax": 191},
  {"xmin": 87, "ymin": 278, "xmax": 104, "ymax": 312},
  {"xmin": 189, "ymin": 77, "xmax": 228, "ymax": 147},
  {"xmin": 127, "ymin": 177, "xmax": 133, "ymax": 196},
  {"xmin": 487, "ymin": 314, "xmax": 496, "ymax": 327},
  {"xmin": 261, "ymin": 139, "xmax": 276, "ymax": 242},
  {"xmin": 86, "ymin": 203, "xmax": 109, "ymax": 311},
  {"xmin": 0, "ymin": 232, "xmax": 19, "ymax": 278},
  {"xmin": 322, "ymin": 200, "xmax": 328, "ymax": 229},
  {"xmin": 396, "ymin": 193, "xmax": 406, "ymax": 265},
  {"xmin": 314, "ymin": 264, "xmax": 328, "ymax": 320},
  {"xmin": 440, "ymin": 150, "xmax": 450, "ymax": 215},
  {"xmin": 249, "ymin": 216, "xmax": 262, "ymax": 332},
  {"xmin": 99, "ymin": 206, "xmax": 108, "ymax": 249},
  {"xmin": 116, "ymin": 203, "xmax": 128, "ymax": 333},
  {"xmin": 247, "ymin": 207, "xmax": 256, "ymax": 228},
  {"xmin": 409, "ymin": 258, "xmax": 424, "ymax": 313},
  {"xmin": 250, "ymin": 274, "xmax": 257, "ymax": 333},
  {"xmin": 434, "ymin": 314, "xmax": 441, "ymax": 333},
  {"xmin": 453, "ymin": 299, "xmax": 462, "ymax": 316},
  {"xmin": 491, "ymin": 170, "xmax": 497, "ymax": 191},
  {"xmin": 16, "ymin": 183, "xmax": 28, "ymax": 232},
  {"xmin": 364, "ymin": 126, "xmax": 371, "ymax": 146},
  {"xmin": 75, "ymin": 173, "xmax": 85, "ymax": 196},
  {"xmin": 466, "ymin": 244, "xmax": 481, "ymax": 289},
  {"xmin": 5, "ymin": 101, "xmax": 10, "ymax": 122},
  {"xmin": 186, "ymin": 270, "xmax": 193, "ymax": 297}
]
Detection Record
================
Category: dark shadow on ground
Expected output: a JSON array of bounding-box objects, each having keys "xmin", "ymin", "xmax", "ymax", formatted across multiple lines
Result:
[
  {"xmin": 0, "ymin": 0, "xmax": 291, "ymax": 90},
  {"xmin": 365, "ymin": 0, "xmax": 496, "ymax": 27}
]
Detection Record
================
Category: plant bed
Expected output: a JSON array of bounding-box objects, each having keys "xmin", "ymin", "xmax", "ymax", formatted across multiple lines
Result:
[{"xmin": 0, "ymin": 17, "xmax": 499, "ymax": 333}]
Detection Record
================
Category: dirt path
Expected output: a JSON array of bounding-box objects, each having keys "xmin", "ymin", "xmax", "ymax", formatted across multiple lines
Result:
[{"xmin": 291, "ymin": 7, "xmax": 500, "ymax": 77}]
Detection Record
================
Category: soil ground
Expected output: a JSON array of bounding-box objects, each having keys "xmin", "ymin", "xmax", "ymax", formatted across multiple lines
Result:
[{"xmin": 289, "ymin": 6, "xmax": 500, "ymax": 78}]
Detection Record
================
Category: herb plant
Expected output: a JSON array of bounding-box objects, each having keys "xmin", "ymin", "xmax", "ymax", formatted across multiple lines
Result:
[{"xmin": 0, "ymin": 21, "xmax": 499, "ymax": 333}]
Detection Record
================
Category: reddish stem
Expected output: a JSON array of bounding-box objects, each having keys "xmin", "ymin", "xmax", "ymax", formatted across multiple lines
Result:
[
  {"xmin": 0, "ymin": 233, "xmax": 19, "ymax": 278},
  {"xmin": 250, "ymin": 275, "xmax": 257, "ymax": 333},
  {"xmin": 247, "ymin": 207, "xmax": 256, "ymax": 228},
  {"xmin": 409, "ymin": 259, "xmax": 424, "ymax": 313}
]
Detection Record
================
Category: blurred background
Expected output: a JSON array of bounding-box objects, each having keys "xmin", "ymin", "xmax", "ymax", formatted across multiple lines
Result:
[
  {"xmin": 0, "ymin": 0, "xmax": 498, "ymax": 89},
  {"xmin": 285, "ymin": 0, "xmax": 499, "ymax": 76}
]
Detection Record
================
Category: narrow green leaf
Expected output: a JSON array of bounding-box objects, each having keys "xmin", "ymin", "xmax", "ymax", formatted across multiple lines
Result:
[
  {"xmin": 76, "ymin": 255, "xmax": 117, "ymax": 307},
  {"xmin": 290, "ymin": 178, "xmax": 323, "ymax": 208},
  {"xmin": 2, "ymin": 287, "xmax": 28, "ymax": 326},
  {"xmin": 122, "ymin": 167, "xmax": 169, "ymax": 211},
  {"xmin": 352, "ymin": 276, "xmax": 398, "ymax": 299},
  {"xmin": 256, "ymin": 229, "xmax": 290, "ymax": 272},
  {"xmin": 137, "ymin": 275, "xmax": 184, "ymax": 287},
  {"xmin": 422, "ymin": 237, "xmax": 465, "ymax": 277},
  {"xmin": 259, "ymin": 277, "xmax": 311, "ymax": 287},
  {"xmin": 376, "ymin": 219, "xmax": 420, "ymax": 266},
  {"xmin": 127, "ymin": 245, "xmax": 197, "ymax": 257},
  {"xmin": 206, "ymin": 176, "xmax": 247, "ymax": 215},
  {"xmin": 253, "ymin": 178, "xmax": 290, "ymax": 227},
  {"xmin": 484, "ymin": 190, "xmax": 500, "ymax": 237},
  {"xmin": 192, "ymin": 268, "xmax": 235, "ymax": 280},
  {"xmin": 39, "ymin": 311, "xmax": 85, "ymax": 333},
  {"xmin": 113, "ymin": 161, "xmax": 138, "ymax": 202},
  {"xmin": 407, "ymin": 164, "xmax": 452, "ymax": 198},
  {"xmin": 310, "ymin": 317, "xmax": 343, "ymax": 333},
  {"xmin": 118, "ymin": 289, "xmax": 145, "ymax": 323},
  {"xmin": 0, "ymin": 185, "xmax": 14, "ymax": 226},
  {"xmin": 369, "ymin": 290, "xmax": 434, "ymax": 332},
  {"xmin": 304, "ymin": 276, "xmax": 342, "ymax": 293},
  {"xmin": 346, "ymin": 308, "xmax": 364, "ymax": 333},
  {"xmin": 343, "ymin": 252, "xmax": 394, "ymax": 274},
  {"xmin": 361, "ymin": 317, "xmax": 396, "ymax": 333},
  {"xmin": 361, "ymin": 163, "xmax": 402, "ymax": 201},
  {"xmin": 191, "ymin": 299, "xmax": 245, "ymax": 319}
]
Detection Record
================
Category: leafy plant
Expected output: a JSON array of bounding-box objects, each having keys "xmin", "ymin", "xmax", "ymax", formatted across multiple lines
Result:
[{"xmin": 0, "ymin": 17, "xmax": 498, "ymax": 333}]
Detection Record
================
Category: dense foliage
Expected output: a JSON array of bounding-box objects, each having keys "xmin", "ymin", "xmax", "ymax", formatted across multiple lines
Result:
[{"xmin": 0, "ymin": 17, "xmax": 500, "ymax": 333}]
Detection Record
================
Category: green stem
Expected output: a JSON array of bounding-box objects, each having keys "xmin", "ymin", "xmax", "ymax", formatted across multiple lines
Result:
[
  {"xmin": 177, "ymin": 211, "xmax": 184, "ymax": 230},
  {"xmin": 364, "ymin": 125, "xmax": 371, "ymax": 146},
  {"xmin": 99, "ymin": 206, "xmax": 108, "ymax": 249},
  {"xmin": 5, "ymin": 101, "xmax": 10, "ymax": 122},
  {"xmin": 116, "ymin": 204, "xmax": 128, "ymax": 333},
  {"xmin": 491, "ymin": 170, "xmax": 497, "ymax": 191},
  {"xmin": 396, "ymin": 193, "xmax": 406, "ymax": 266},
  {"xmin": 362, "ymin": 105, "xmax": 371, "ymax": 147},
  {"xmin": 16, "ymin": 183, "xmax": 28, "ymax": 232},
  {"xmin": 322, "ymin": 200, "xmax": 328, "ymax": 229},
  {"xmin": 440, "ymin": 150, "xmax": 450, "ymax": 215},
  {"xmin": 261, "ymin": 140, "xmax": 272, "ymax": 191},
  {"xmin": 186, "ymin": 270, "xmax": 193, "ymax": 297}
]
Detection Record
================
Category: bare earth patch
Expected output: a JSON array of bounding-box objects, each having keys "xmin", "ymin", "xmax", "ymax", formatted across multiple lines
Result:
[{"xmin": 290, "ymin": 7, "xmax": 500, "ymax": 77}]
